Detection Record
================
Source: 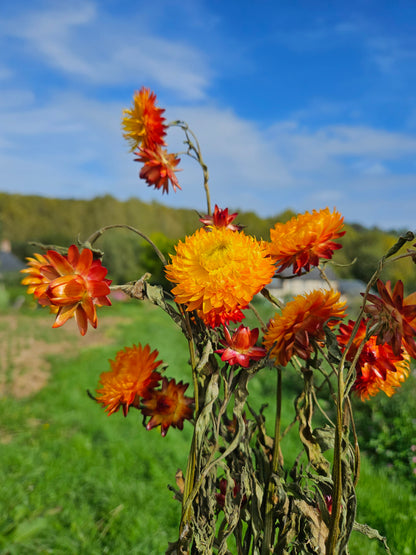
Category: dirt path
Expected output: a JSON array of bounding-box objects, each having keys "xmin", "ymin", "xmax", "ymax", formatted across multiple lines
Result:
[{"xmin": 0, "ymin": 311, "xmax": 128, "ymax": 399}]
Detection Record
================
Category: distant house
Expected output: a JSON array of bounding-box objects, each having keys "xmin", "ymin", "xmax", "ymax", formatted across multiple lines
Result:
[
  {"xmin": 267, "ymin": 266, "xmax": 340, "ymax": 299},
  {"xmin": 0, "ymin": 239, "xmax": 25, "ymax": 277},
  {"xmin": 266, "ymin": 266, "xmax": 367, "ymax": 308}
]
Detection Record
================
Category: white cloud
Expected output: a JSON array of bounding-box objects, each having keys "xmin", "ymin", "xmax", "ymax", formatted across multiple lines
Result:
[
  {"xmin": 366, "ymin": 36, "xmax": 416, "ymax": 75},
  {"xmin": 267, "ymin": 122, "xmax": 416, "ymax": 168},
  {"xmin": 1, "ymin": 1, "xmax": 211, "ymax": 100},
  {"xmin": 1, "ymin": 88, "xmax": 415, "ymax": 230}
]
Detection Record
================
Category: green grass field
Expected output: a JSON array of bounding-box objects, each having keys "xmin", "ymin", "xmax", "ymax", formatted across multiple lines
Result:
[{"xmin": 1, "ymin": 301, "xmax": 415, "ymax": 554}]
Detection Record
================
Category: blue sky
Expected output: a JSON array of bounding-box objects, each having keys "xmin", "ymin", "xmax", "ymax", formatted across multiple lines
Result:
[{"xmin": 1, "ymin": 0, "xmax": 416, "ymax": 230}]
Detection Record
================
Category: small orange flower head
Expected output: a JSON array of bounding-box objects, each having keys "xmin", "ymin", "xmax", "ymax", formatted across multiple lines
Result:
[
  {"xmin": 96, "ymin": 344, "xmax": 163, "ymax": 416},
  {"xmin": 165, "ymin": 227, "xmax": 276, "ymax": 327},
  {"xmin": 364, "ymin": 280, "xmax": 416, "ymax": 359},
  {"xmin": 268, "ymin": 208, "xmax": 345, "ymax": 275},
  {"xmin": 21, "ymin": 245, "xmax": 111, "ymax": 335},
  {"xmin": 216, "ymin": 325, "xmax": 266, "ymax": 367},
  {"xmin": 141, "ymin": 377, "xmax": 194, "ymax": 437},
  {"xmin": 135, "ymin": 145, "xmax": 181, "ymax": 194},
  {"xmin": 354, "ymin": 353, "xmax": 410, "ymax": 400},
  {"xmin": 199, "ymin": 205, "xmax": 244, "ymax": 231},
  {"xmin": 337, "ymin": 318, "xmax": 411, "ymax": 400},
  {"xmin": 263, "ymin": 289, "xmax": 346, "ymax": 366},
  {"xmin": 122, "ymin": 87, "xmax": 166, "ymax": 151}
]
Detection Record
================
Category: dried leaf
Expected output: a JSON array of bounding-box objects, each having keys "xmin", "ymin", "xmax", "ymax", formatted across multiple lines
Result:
[
  {"xmin": 353, "ymin": 522, "xmax": 391, "ymax": 553},
  {"xmin": 175, "ymin": 469, "xmax": 185, "ymax": 494},
  {"xmin": 312, "ymin": 425, "xmax": 335, "ymax": 452}
]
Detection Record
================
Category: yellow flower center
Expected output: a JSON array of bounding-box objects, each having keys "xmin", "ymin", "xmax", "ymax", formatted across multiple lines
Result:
[{"xmin": 200, "ymin": 241, "xmax": 230, "ymax": 271}]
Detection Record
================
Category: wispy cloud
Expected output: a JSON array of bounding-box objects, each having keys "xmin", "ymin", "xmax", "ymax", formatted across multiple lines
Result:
[
  {"xmin": 366, "ymin": 36, "xmax": 416, "ymax": 75},
  {"xmin": 271, "ymin": 12, "xmax": 416, "ymax": 81},
  {"xmin": 1, "ymin": 1, "xmax": 211, "ymax": 100}
]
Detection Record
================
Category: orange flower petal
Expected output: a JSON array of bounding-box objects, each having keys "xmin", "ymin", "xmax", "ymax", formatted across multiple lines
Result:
[
  {"xmin": 46, "ymin": 250, "xmax": 75, "ymax": 275},
  {"xmin": 75, "ymin": 247, "xmax": 93, "ymax": 275},
  {"xmin": 53, "ymin": 304, "xmax": 78, "ymax": 328},
  {"xmin": 76, "ymin": 305, "xmax": 93, "ymax": 336}
]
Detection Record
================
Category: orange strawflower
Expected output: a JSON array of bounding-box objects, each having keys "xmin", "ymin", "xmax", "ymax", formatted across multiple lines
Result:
[
  {"xmin": 122, "ymin": 87, "xmax": 166, "ymax": 151},
  {"xmin": 364, "ymin": 279, "xmax": 416, "ymax": 359},
  {"xmin": 135, "ymin": 145, "xmax": 181, "ymax": 194},
  {"xmin": 96, "ymin": 344, "xmax": 163, "ymax": 416},
  {"xmin": 199, "ymin": 205, "xmax": 243, "ymax": 231},
  {"xmin": 21, "ymin": 245, "xmax": 111, "ymax": 335},
  {"xmin": 141, "ymin": 377, "xmax": 194, "ymax": 436},
  {"xmin": 263, "ymin": 289, "xmax": 346, "ymax": 366},
  {"xmin": 165, "ymin": 227, "xmax": 276, "ymax": 327},
  {"xmin": 337, "ymin": 319, "xmax": 410, "ymax": 400},
  {"xmin": 268, "ymin": 208, "xmax": 345, "ymax": 275},
  {"xmin": 216, "ymin": 325, "xmax": 266, "ymax": 367}
]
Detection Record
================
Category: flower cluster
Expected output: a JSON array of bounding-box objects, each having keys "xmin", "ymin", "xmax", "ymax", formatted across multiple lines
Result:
[
  {"xmin": 336, "ymin": 278, "xmax": 416, "ymax": 401},
  {"xmin": 122, "ymin": 87, "xmax": 181, "ymax": 194},
  {"xmin": 21, "ymin": 245, "xmax": 111, "ymax": 335},
  {"xmin": 19, "ymin": 84, "xmax": 416, "ymax": 555},
  {"xmin": 20, "ymin": 84, "xmax": 416, "ymax": 462},
  {"xmin": 96, "ymin": 344, "xmax": 193, "ymax": 436}
]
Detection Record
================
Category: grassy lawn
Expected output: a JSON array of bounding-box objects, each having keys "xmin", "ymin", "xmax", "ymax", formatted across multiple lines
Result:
[{"xmin": 1, "ymin": 300, "xmax": 415, "ymax": 553}]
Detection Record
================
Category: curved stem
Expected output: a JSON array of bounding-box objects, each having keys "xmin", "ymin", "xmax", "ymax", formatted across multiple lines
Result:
[
  {"xmin": 248, "ymin": 301, "xmax": 267, "ymax": 330},
  {"xmin": 85, "ymin": 224, "xmax": 168, "ymax": 266}
]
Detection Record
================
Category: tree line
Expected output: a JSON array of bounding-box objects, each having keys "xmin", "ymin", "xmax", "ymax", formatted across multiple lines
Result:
[{"xmin": 1, "ymin": 192, "xmax": 414, "ymax": 290}]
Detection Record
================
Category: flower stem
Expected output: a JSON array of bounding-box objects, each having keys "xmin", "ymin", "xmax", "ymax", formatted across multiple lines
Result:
[
  {"xmin": 179, "ymin": 312, "xmax": 199, "ymax": 536},
  {"xmin": 169, "ymin": 120, "xmax": 211, "ymax": 216},
  {"xmin": 326, "ymin": 366, "xmax": 344, "ymax": 554},
  {"xmin": 262, "ymin": 366, "xmax": 282, "ymax": 554}
]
